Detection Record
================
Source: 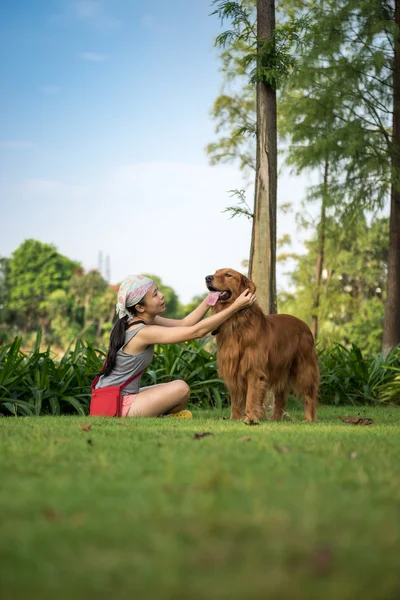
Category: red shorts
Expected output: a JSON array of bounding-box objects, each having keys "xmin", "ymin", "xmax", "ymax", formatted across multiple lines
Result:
[{"xmin": 121, "ymin": 394, "xmax": 137, "ymax": 417}]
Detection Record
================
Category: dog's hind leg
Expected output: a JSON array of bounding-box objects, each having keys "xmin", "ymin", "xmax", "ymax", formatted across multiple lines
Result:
[
  {"xmin": 291, "ymin": 351, "xmax": 319, "ymax": 422},
  {"xmin": 304, "ymin": 386, "xmax": 318, "ymax": 421},
  {"xmin": 271, "ymin": 389, "xmax": 289, "ymax": 421}
]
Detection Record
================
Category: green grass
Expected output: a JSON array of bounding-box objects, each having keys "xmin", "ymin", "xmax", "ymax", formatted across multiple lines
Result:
[{"xmin": 1, "ymin": 405, "xmax": 400, "ymax": 600}]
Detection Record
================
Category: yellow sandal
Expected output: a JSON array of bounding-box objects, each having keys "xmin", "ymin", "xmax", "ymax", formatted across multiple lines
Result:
[{"xmin": 165, "ymin": 410, "xmax": 192, "ymax": 419}]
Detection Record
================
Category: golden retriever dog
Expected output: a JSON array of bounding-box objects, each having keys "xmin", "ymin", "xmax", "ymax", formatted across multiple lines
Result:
[{"xmin": 205, "ymin": 268, "xmax": 319, "ymax": 423}]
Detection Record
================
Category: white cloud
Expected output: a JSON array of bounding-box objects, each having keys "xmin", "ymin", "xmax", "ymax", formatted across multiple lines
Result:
[
  {"xmin": 50, "ymin": 1, "xmax": 121, "ymax": 30},
  {"xmin": 0, "ymin": 140, "xmax": 34, "ymax": 149},
  {"xmin": 79, "ymin": 52, "xmax": 109, "ymax": 62}
]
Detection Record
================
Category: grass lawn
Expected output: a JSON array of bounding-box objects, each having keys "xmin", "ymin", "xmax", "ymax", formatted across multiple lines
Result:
[{"xmin": 0, "ymin": 404, "xmax": 399, "ymax": 600}]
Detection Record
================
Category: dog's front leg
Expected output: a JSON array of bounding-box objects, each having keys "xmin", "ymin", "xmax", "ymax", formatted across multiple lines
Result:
[
  {"xmin": 244, "ymin": 373, "xmax": 268, "ymax": 424},
  {"xmin": 231, "ymin": 401, "xmax": 246, "ymax": 420},
  {"xmin": 227, "ymin": 384, "xmax": 246, "ymax": 420}
]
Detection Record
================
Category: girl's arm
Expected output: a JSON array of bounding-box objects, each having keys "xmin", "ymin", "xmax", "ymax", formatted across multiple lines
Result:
[
  {"xmin": 138, "ymin": 289, "xmax": 255, "ymax": 346},
  {"xmin": 154, "ymin": 298, "xmax": 210, "ymax": 328}
]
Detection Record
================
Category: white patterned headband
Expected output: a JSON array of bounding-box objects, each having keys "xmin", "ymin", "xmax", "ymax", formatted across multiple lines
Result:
[{"xmin": 116, "ymin": 275, "xmax": 154, "ymax": 320}]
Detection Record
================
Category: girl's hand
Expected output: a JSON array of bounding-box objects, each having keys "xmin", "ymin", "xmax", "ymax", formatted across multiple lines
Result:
[{"xmin": 232, "ymin": 288, "xmax": 256, "ymax": 311}]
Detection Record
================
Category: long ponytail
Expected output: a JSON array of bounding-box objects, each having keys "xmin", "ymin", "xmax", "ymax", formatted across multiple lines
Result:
[{"xmin": 100, "ymin": 305, "xmax": 143, "ymax": 377}]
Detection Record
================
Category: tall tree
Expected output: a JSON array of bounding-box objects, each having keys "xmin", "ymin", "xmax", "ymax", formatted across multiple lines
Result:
[
  {"xmin": 279, "ymin": 0, "xmax": 398, "ymax": 348},
  {"xmin": 210, "ymin": 1, "xmax": 303, "ymax": 313},
  {"xmin": 248, "ymin": 0, "xmax": 277, "ymax": 314},
  {"xmin": 383, "ymin": 0, "xmax": 400, "ymax": 349}
]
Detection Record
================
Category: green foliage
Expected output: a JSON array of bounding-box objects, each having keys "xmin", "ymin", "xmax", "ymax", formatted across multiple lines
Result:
[
  {"xmin": 0, "ymin": 332, "xmax": 228, "ymax": 416},
  {"xmin": 0, "ymin": 330, "xmax": 98, "ymax": 416},
  {"xmin": 144, "ymin": 339, "xmax": 227, "ymax": 409},
  {"xmin": 223, "ymin": 189, "xmax": 254, "ymax": 219},
  {"xmin": 279, "ymin": 216, "xmax": 389, "ymax": 354},
  {"xmin": 1, "ymin": 332, "xmax": 400, "ymax": 417},
  {"xmin": 8, "ymin": 239, "xmax": 81, "ymax": 328},
  {"xmin": 0, "ymin": 239, "xmax": 197, "ymax": 350},
  {"xmin": 212, "ymin": 1, "xmax": 310, "ymax": 89},
  {"xmin": 319, "ymin": 343, "xmax": 400, "ymax": 406}
]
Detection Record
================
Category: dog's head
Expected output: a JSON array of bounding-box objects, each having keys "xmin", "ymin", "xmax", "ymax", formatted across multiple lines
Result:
[{"xmin": 205, "ymin": 268, "xmax": 256, "ymax": 305}]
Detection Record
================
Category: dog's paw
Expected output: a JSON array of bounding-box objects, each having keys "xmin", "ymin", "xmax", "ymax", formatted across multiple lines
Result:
[{"xmin": 244, "ymin": 416, "xmax": 260, "ymax": 426}]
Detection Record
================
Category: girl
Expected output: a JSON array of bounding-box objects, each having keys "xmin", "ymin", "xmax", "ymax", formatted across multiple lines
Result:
[{"xmin": 95, "ymin": 274, "xmax": 256, "ymax": 418}]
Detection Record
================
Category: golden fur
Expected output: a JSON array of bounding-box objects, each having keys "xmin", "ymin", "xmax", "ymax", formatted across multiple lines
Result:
[{"xmin": 206, "ymin": 268, "xmax": 319, "ymax": 422}]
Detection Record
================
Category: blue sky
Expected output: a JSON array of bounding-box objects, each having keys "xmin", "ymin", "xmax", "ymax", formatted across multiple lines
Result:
[{"xmin": 0, "ymin": 0, "xmax": 313, "ymax": 303}]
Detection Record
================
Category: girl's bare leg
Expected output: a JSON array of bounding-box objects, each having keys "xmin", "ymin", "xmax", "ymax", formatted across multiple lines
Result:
[{"xmin": 127, "ymin": 380, "xmax": 190, "ymax": 417}]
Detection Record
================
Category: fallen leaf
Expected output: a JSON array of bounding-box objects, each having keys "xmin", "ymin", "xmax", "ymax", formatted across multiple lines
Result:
[
  {"xmin": 43, "ymin": 507, "xmax": 61, "ymax": 521},
  {"xmin": 241, "ymin": 436, "xmax": 252, "ymax": 442},
  {"xmin": 81, "ymin": 424, "xmax": 92, "ymax": 431},
  {"xmin": 312, "ymin": 546, "xmax": 333, "ymax": 577},
  {"xmin": 339, "ymin": 417, "xmax": 373, "ymax": 426},
  {"xmin": 350, "ymin": 451, "xmax": 358, "ymax": 460},
  {"xmin": 193, "ymin": 432, "xmax": 214, "ymax": 440},
  {"xmin": 273, "ymin": 443, "xmax": 291, "ymax": 454},
  {"xmin": 71, "ymin": 512, "xmax": 86, "ymax": 525},
  {"xmin": 87, "ymin": 439, "xmax": 93, "ymax": 446}
]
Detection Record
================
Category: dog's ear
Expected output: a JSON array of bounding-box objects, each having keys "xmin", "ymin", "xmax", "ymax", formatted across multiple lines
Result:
[{"xmin": 241, "ymin": 274, "xmax": 256, "ymax": 294}]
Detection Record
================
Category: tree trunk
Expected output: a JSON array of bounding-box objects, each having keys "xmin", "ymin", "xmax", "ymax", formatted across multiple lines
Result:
[
  {"xmin": 96, "ymin": 317, "xmax": 104, "ymax": 342},
  {"xmin": 382, "ymin": 0, "xmax": 400, "ymax": 350},
  {"xmin": 39, "ymin": 316, "xmax": 48, "ymax": 343},
  {"xmin": 311, "ymin": 159, "xmax": 328, "ymax": 340},
  {"xmin": 249, "ymin": 0, "xmax": 277, "ymax": 315},
  {"xmin": 83, "ymin": 295, "xmax": 90, "ymax": 329}
]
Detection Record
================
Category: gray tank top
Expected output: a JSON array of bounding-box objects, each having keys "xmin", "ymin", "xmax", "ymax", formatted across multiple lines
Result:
[{"xmin": 95, "ymin": 324, "xmax": 154, "ymax": 396}]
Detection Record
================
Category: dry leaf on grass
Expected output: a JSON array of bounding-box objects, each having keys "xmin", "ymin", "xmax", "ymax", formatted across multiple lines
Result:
[
  {"xmin": 273, "ymin": 443, "xmax": 291, "ymax": 454},
  {"xmin": 43, "ymin": 507, "xmax": 61, "ymax": 521},
  {"xmin": 350, "ymin": 451, "xmax": 358, "ymax": 460},
  {"xmin": 70, "ymin": 512, "xmax": 86, "ymax": 525},
  {"xmin": 339, "ymin": 417, "xmax": 373, "ymax": 426},
  {"xmin": 193, "ymin": 432, "xmax": 214, "ymax": 440},
  {"xmin": 312, "ymin": 546, "xmax": 333, "ymax": 577},
  {"xmin": 80, "ymin": 424, "xmax": 92, "ymax": 431},
  {"xmin": 241, "ymin": 436, "xmax": 252, "ymax": 442}
]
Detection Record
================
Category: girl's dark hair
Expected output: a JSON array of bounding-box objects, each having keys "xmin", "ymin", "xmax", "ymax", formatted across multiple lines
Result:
[{"xmin": 100, "ymin": 302, "xmax": 145, "ymax": 377}]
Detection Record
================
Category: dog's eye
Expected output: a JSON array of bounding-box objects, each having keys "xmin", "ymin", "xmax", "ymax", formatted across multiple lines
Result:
[{"xmin": 225, "ymin": 273, "xmax": 232, "ymax": 277}]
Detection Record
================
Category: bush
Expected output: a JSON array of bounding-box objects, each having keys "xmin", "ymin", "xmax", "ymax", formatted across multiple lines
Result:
[
  {"xmin": 1, "ymin": 333, "xmax": 399, "ymax": 416},
  {"xmin": 0, "ymin": 332, "xmax": 99, "ymax": 416},
  {"xmin": 0, "ymin": 332, "xmax": 227, "ymax": 416},
  {"xmin": 318, "ymin": 343, "xmax": 400, "ymax": 406}
]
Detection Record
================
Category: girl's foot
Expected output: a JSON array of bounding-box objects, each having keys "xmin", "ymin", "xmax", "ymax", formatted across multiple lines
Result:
[{"xmin": 164, "ymin": 410, "xmax": 192, "ymax": 419}]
